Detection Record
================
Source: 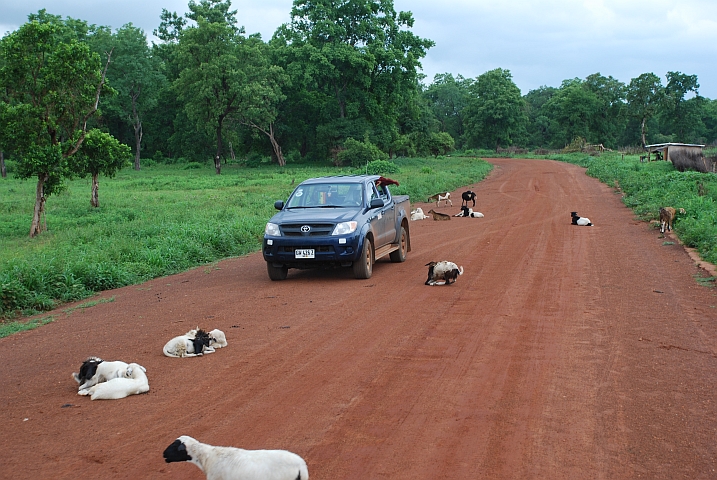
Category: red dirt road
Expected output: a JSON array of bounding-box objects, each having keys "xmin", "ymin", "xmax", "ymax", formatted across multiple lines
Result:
[{"xmin": 2, "ymin": 158, "xmax": 717, "ymax": 479}]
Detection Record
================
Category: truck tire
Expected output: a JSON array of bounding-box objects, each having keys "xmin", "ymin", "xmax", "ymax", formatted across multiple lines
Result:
[
  {"xmin": 353, "ymin": 237, "xmax": 373, "ymax": 279},
  {"xmin": 389, "ymin": 225, "xmax": 408, "ymax": 263},
  {"xmin": 267, "ymin": 262, "xmax": 288, "ymax": 281}
]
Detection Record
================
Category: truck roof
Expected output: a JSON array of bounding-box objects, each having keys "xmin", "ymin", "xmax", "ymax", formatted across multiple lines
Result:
[{"xmin": 298, "ymin": 175, "xmax": 380, "ymax": 185}]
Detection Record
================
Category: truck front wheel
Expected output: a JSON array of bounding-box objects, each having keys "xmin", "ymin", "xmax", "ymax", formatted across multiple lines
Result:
[
  {"xmin": 267, "ymin": 262, "xmax": 288, "ymax": 281},
  {"xmin": 353, "ymin": 237, "xmax": 374, "ymax": 279}
]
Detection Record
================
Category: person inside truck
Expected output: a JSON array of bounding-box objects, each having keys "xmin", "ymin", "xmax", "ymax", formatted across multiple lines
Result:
[{"xmin": 345, "ymin": 184, "xmax": 363, "ymax": 206}]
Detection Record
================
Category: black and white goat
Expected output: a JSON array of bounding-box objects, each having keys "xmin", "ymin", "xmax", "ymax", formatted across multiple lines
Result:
[
  {"xmin": 425, "ymin": 261, "xmax": 464, "ymax": 285},
  {"xmin": 72, "ymin": 357, "xmax": 133, "ymax": 391},
  {"xmin": 461, "ymin": 190, "xmax": 476, "ymax": 207},
  {"xmin": 571, "ymin": 211, "xmax": 593, "ymax": 226},
  {"xmin": 77, "ymin": 362, "xmax": 149, "ymax": 400},
  {"xmin": 453, "ymin": 206, "xmax": 484, "ymax": 218},
  {"xmin": 163, "ymin": 435, "xmax": 309, "ymax": 480}
]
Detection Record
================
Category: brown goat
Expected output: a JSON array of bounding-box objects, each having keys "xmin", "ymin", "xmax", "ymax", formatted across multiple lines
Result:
[
  {"xmin": 659, "ymin": 207, "xmax": 685, "ymax": 234},
  {"xmin": 427, "ymin": 208, "xmax": 451, "ymax": 221}
]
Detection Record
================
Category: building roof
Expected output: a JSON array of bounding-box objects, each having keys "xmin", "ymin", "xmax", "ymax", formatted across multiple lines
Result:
[{"xmin": 644, "ymin": 142, "xmax": 705, "ymax": 149}]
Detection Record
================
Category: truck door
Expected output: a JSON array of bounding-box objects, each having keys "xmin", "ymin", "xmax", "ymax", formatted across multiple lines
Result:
[{"xmin": 373, "ymin": 183, "xmax": 395, "ymax": 247}]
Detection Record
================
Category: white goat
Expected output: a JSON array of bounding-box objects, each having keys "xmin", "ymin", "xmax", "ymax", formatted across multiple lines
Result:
[
  {"xmin": 209, "ymin": 329, "xmax": 228, "ymax": 348},
  {"xmin": 425, "ymin": 261, "xmax": 464, "ymax": 285},
  {"xmin": 72, "ymin": 358, "xmax": 132, "ymax": 391},
  {"xmin": 163, "ymin": 435, "xmax": 309, "ymax": 480},
  {"xmin": 77, "ymin": 363, "xmax": 149, "ymax": 400},
  {"xmin": 453, "ymin": 206, "xmax": 484, "ymax": 218},
  {"xmin": 410, "ymin": 207, "xmax": 429, "ymax": 221}
]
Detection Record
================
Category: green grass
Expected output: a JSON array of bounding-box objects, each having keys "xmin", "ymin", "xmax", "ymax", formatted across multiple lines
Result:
[
  {"xmin": 548, "ymin": 152, "xmax": 717, "ymax": 266},
  {"xmin": 0, "ymin": 158, "xmax": 492, "ymax": 318}
]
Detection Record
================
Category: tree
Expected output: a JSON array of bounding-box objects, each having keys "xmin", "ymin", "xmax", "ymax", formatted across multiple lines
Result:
[
  {"xmin": 523, "ymin": 86, "xmax": 557, "ymax": 147},
  {"xmin": 0, "ymin": 15, "xmax": 113, "ymax": 236},
  {"xmin": 72, "ymin": 129, "xmax": 131, "ymax": 207},
  {"xmin": 173, "ymin": 0, "xmax": 288, "ymax": 171},
  {"xmin": 543, "ymin": 78, "xmax": 601, "ymax": 148},
  {"xmin": 661, "ymin": 71, "xmax": 703, "ymax": 142},
  {"xmin": 272, "ymin": 0, "xmax": 434, "ymax": 157},
  {"xmin": 626, "ymin": 73, "xmax": 664, "ymax": 146},
  {"xmin": 233, "ymin": 38, "xmax": 289, "ymax": 166},
  {"xmin": 100, "ymin": 24, "xmax": 166, "ymax": 170},
  {"xmin": 463, "ymin": 68, "xmax": 527, "ymax": 149},
  {"xmin": 584, "ymin": 73, "xmax": 626, "ymax": 148},
  {"xmin": 423, "ymin": 73, "xmax": 472, "ymax": 149},
  {"xmin": 427, "ymin": 132, "xmax": 455, "ymax": 157}
]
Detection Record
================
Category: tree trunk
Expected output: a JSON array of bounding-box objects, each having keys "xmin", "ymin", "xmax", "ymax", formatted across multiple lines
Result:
[
  {"xmin": 268, "ymin": 123, "xmax": 285, "ymax": 167},
  {"xmin": 91, "ymin": 172, "xmax": 100, "ymax": 208},
  {"xmin": 215, "ymin": 122, "xmax": 223, "ymax": 174},
  {"xmin": 131, "ymin": 89, "xmax": 143, "ymax": 170},
  {"xmin": 30, "ymin": 173, "xmax": 48, "ymax": 238},
  {"xmin": 640, "ymin": 116, "xmax": 647, "ymax": 147},
  {"xmin": 241, "ymin": 120, "xmax": 286, "ymax": 167},
  {"xmin": 1, "ymin": 151, "xmax": 6, "ymax": 178}
]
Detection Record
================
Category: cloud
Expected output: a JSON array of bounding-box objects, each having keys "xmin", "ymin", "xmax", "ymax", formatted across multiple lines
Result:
[{"xmin": 1, "ymin": 0, "xmax": 716, "ymax": 97}]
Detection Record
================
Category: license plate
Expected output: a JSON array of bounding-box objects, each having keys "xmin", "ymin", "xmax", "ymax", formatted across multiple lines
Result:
[{"xmin": 295, "ymin": 249, "xmax": 315, "ymax": 259}]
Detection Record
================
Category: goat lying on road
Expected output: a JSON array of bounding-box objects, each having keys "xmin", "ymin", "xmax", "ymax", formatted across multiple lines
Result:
[
  {"xmin": 425, "ymin": 261, "xmax": 464, "ymax": 285},
  {"xmin": 571, "ymin": 211, "xmax": 593, "ymax": 226},
  {"xmin": 410, "ymin": 207, "xmax": 429, "ymax": 221},
  {"xmin": 73, "ymin": 358, "xmax": 132, "ymax": 391},
  {"xmin": 163, "ymin": 328, "xmax": 218, "ymax": 358},
  {"xmin": 427, "ymin": 209, "xmax": 451, "ymax": 221},
  {"xmin": 453, "ymin": 206, "xmax": 484, "ymax": 218},
  {"xmin": 163, "ymin": 435, "xmax": 309, "ymax": 480},
  {"xmin": 77, "ymin": 363, "xmax": 148, "ymax": 400}
]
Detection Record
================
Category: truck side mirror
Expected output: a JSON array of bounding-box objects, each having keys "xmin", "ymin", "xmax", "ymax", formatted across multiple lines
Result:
[
  {"xmin": 274, "ymin": 200, "xmax": 284, "ymax": 210},
  {"xmin": 369, "ymin": 198, "xmax": 384, "ymax": 209}
]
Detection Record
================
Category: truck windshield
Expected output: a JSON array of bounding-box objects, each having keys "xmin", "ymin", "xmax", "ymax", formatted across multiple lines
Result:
[{"xmin": 286, "ymin": 183, "xmax": 363, "ymax": 208}]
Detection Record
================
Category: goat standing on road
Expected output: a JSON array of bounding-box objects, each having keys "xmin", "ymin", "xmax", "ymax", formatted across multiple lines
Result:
[{"xmin": 659, "ymin": 207, "xmax": 685, "ymax": 233}]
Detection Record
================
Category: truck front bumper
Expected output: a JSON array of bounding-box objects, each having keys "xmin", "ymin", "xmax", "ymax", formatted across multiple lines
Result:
[{"xmin": 262, "ymin": 234, "xmax": 363, "ymax": 268}]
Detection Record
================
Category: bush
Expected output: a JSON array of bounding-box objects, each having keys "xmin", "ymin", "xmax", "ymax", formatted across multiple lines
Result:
[
  {"xmin": 245, "ymin": 152, "xmax": 267, "ymax": 168},
  {"xmin": 337, "ymin": 138, "xmax": 388, "ymax": 168},
  {"xmin": 362, "ymin": 160, "xmax": 400, "ymax": 176}
]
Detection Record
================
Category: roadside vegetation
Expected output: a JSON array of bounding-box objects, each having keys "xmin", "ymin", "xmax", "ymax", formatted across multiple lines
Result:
[
  {"xmin": 549, "ymin": 151, "xmax": 717, "ymax": 266},
  {"xmin": 0, "ymin": 156, "xmax": 492, "ymax": 318}
]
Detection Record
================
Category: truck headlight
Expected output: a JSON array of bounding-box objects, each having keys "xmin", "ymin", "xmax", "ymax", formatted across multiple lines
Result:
[
  {"xmin": 332, "ymin": 221, "xmax": 358, "ymax": 235},
  {"xmin": 265, "ymin": 222, "xmax": 281, "ymax": 236}
]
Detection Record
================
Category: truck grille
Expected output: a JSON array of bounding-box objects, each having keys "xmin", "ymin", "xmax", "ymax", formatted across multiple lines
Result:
[{"xmin": 281, "ymin": 223, "xmax": 334, "ymax": 236}]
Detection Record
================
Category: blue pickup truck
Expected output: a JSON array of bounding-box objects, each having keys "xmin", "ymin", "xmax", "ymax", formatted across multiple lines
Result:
[{"xmin": 263, "ymin": 175, "xmax": 411, "ymax": 280}]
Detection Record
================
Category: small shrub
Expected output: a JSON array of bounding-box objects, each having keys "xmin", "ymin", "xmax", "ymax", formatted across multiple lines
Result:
[
  {"xmin": 245, "ymin": 152, "xmax": 266, "ymax": 168},
  {"xmin": 363, "ymin": 160, "xmax": 400, "ymax": 176},
  {"xmin": 337, "ymin": 138, "xmax": 388, "ymax": 168}
]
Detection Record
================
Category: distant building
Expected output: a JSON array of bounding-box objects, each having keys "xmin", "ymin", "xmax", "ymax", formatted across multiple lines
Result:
[{"xmin": 644, "ymin": 143, "xmax": 714, "ymax": 173}]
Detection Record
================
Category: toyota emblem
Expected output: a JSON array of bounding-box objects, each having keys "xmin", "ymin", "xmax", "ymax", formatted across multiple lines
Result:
[{"xmin": 300, "ymin": 225, "xmax": 311, "ymax": 233}]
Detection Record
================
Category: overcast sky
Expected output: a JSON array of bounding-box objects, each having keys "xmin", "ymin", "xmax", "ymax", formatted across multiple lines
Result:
[{"xmin": 2, "ymin": 0, "xmax": 716, "ymax": 98}]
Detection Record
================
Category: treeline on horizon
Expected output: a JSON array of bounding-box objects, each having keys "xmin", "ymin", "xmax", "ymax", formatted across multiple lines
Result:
[{"xmin": 2, "ymin": 0, "xmax": 716, "ymax": 175}]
